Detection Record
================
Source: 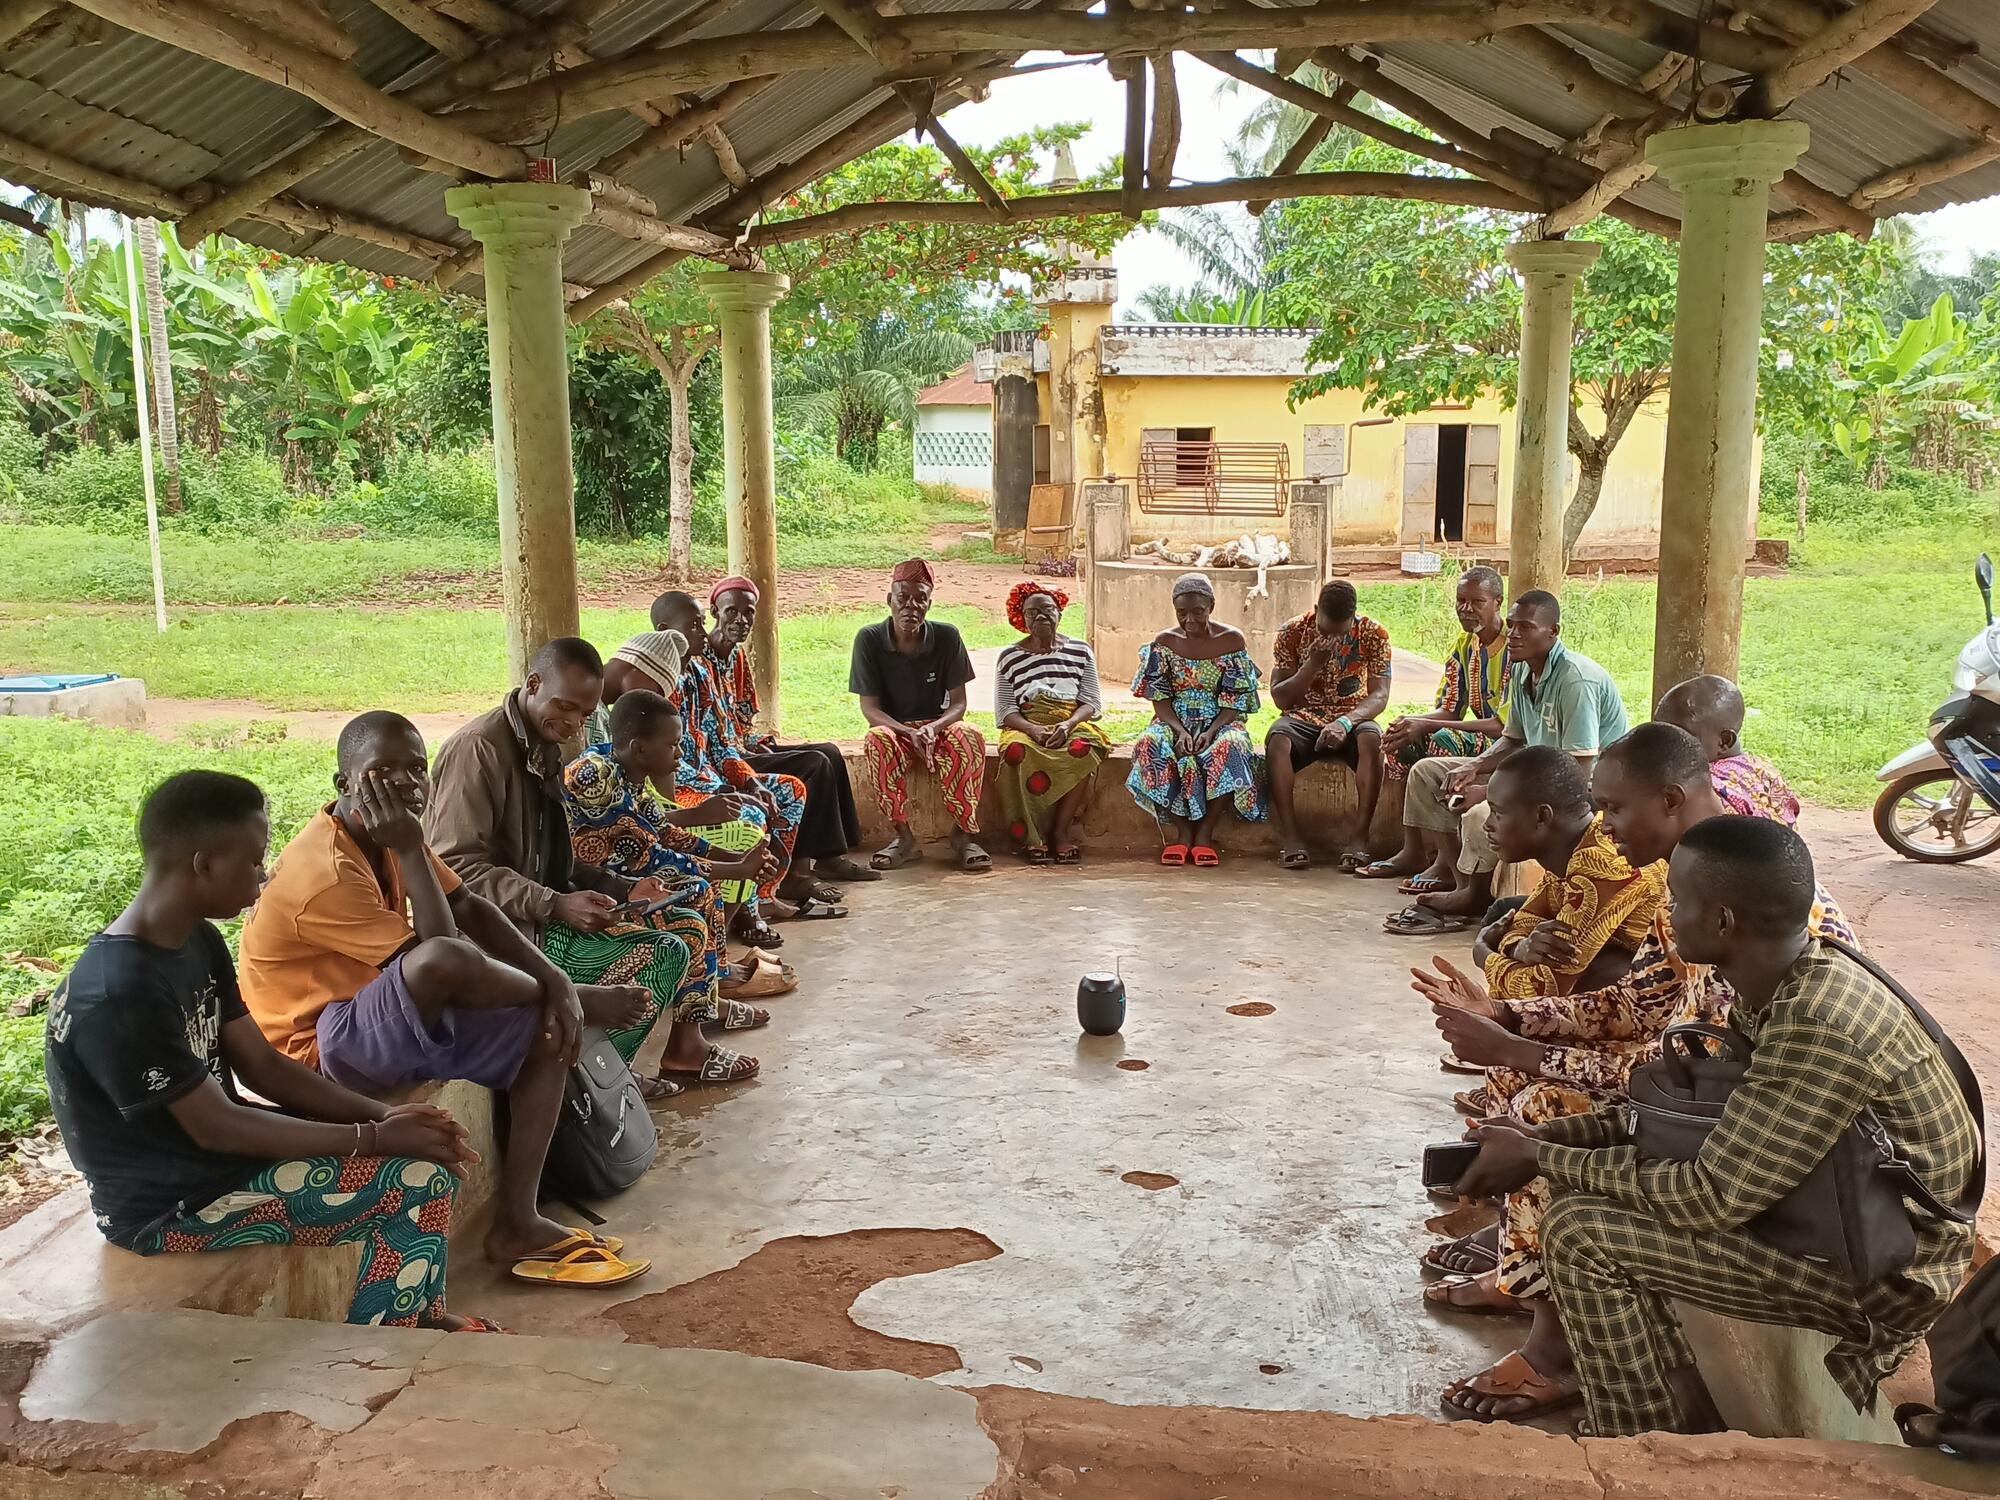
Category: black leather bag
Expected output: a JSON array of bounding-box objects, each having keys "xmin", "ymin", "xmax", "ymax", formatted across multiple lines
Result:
[
  {"xmin": 1626, "ymin": 938, "xmax": 1984, "ymax": 1288},
  {"xmin": 541, "ymin": 1026, "xmax": 658, "ymax": 1201}
]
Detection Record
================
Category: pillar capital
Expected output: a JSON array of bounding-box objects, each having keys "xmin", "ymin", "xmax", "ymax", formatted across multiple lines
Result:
[
  {"xmin": 1505, "ymin": 238, "xmax": 1602, "ymax": 285},
  {"xmin": 1645, "ymin": 120, "xmax": 1809, "ymax": 192},
  {"xmin": 699, "ymin": 268, "xmax": 791, "ymax": 313},
  {"xmin": 444, "ymin": 183, "xmax": 590, "ymax": 253}
]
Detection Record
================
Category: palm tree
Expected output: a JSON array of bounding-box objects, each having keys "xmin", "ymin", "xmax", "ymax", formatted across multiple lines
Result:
[{"xmin": 778, "ymin": 318, "xmax": 971, "ymax": 468}]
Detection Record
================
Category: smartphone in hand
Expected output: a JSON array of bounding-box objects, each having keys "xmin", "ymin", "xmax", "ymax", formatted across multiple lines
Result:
[{"xmin": 1421, "ymin": 1141, "xmax": 1481, "ymax": 1190}]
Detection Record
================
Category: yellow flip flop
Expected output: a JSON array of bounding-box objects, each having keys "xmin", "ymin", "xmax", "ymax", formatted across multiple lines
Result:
[
  {"xmin": 510, "ymin": 1244, "xmax": 652, "ymax": 1288},
  {"xmin": 515, "ymin": 1230, "xmax": 623, "ymax": 1262}
]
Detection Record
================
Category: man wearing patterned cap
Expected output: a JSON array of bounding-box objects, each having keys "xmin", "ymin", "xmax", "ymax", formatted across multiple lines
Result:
[
  {"xmin": 708, "ymin": 574, "xmax": 877, "ymax": 892},
  {"xmin": 849, "ymin": 559, "xmax": 990, "ymax": 872}
]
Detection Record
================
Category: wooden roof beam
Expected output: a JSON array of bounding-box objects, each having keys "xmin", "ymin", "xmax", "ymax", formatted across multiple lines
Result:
[
  {"xmin": 0, "ymin": 0, "xmax": 60, "ymax": 52},
  {"xmin": 1749, "ymin": 0, "xmax": 1943, "ymax": 113},
  {"xmin": 1202, "ymin": 49, "xmax": 1549, "ymax": 204},
  {"xmin": 360, "ymin": 0, "xmax": 477, "ymax": 59},
  {"xmin": 1495, "ymin": 26, "xmax": 1659, "ymax": 119},
  {"xmin": 1312, "ymin": 47, "xmax": 1547, "ymax": 180},
  {"xmin": 702, "ymin": 123, "xmax": 750, "ymax": 191},
  {"xmin": 1726, "ymin": 0, "xmax": 2000, "ymax": 141},
  {"xmin": 812, "ymin": 0, "xmax": 917, "ymax": 72},
  {"xmin": 1248, "ymin": 106, "xmax": 1342, "ymax": 215},
  {"xmin": 1852, "ymin": 130, "xmax": 2000, "ymax": 209},
  {"xmin": 482, "ymin": 1, "xmax": 1640, "ymax": 122},
  {"xmin": 1147, "ymin": 50, "xmax": 1181, "ymax": 190},
  {"xmin": 593, "ymin": 77, "xmax": 774, "ymax": 177},
  {"xmin": 66, "ymin": 0, "xmax": 525, "ymax": 179},
  {"xmin": 746, "ymin": 169, "xmax": 1539, "ymax": 249}
]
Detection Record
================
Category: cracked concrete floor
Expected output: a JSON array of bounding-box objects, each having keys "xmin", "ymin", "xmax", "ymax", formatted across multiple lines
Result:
[{"xmin": 455, "ymin": 858, "xmax": 1539, "ymax": 1416}]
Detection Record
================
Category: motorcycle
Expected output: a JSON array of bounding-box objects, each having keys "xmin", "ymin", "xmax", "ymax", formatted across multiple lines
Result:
[{"xmin": 1873, "ymin": 554, "xmax": 2000, "ymax": 863}]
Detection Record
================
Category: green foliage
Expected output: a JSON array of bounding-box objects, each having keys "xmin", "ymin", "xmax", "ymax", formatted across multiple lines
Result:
[
  {"xmin": 10, "ymin": 440, "xmax": 298, "ymax": 532},
  {"xmin": 1822, "ymin": 293, "xmax": 1996, "ymax": 486},
  {"xmin": 1130, "ymin": 284, "xmax": 1295, "ymax": 326}
]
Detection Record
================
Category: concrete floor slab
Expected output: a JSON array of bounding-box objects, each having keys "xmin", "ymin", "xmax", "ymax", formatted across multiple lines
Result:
[{"xmin": 455, "ymin": 861, "xmax": 1528, "ymax": 1417}]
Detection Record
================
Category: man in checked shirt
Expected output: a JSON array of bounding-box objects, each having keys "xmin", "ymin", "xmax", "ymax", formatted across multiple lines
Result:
[{"xmin": 1453, "ymin": 814, "xmax": 1979, "ymax": 1437}]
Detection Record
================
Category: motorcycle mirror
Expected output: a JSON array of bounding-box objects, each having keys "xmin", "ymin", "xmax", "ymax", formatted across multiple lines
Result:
[{"xmin": 1980, "ymin": 553, "xmax": 1995, "ymax": 626}]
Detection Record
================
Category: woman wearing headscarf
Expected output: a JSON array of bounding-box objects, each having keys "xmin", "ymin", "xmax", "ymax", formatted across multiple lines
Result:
[
  {"xmin": 993, "ymin": 581, "xmax": 1110, "ymax": 864},
  {"xmin": 1127, "ymin": 573, "xmax": 1265, "ymax": 866}
]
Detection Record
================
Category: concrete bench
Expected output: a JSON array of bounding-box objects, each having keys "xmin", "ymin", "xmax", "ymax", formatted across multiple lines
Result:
[
  {"xmin": 842, "ymin": 742, "xmax": 1407, "ymax": 859},
  {"xmin": 0, "ymin": 1077, "xmax": 501, "ymax": 1334}
]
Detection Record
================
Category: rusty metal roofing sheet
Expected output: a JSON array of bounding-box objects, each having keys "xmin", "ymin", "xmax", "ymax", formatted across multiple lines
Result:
[{"xmin": 2, "ymin": 0, "xmax": 1998, "ymax": 298}]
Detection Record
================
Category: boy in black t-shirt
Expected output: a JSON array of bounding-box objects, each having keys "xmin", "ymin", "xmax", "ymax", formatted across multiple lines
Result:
[{"xmin": 45, "ymin": 770, "xmax": 489, "ymax": 1329}]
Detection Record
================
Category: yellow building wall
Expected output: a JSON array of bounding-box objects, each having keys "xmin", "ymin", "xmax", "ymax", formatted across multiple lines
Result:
[{"xmin": 1091, "ymin": 373, "xmax": 1702, "ymax": 554}]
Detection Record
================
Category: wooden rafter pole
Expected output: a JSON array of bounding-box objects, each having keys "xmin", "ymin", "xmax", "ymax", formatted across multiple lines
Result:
[
  {"xmin": 586, "ymin": 201, "xmax": 746, "ymax": 257},
  {"xmin": 361, "ymin": 0, "xmax": 478, "ymax": 59},
  {"xmin": 0, "ymin": 0, "xmax": 59, "ymax": 51},
  {"xmin": 811, "ymin": 0, "xmax": 916, "ymax": 72},
  {"xmin": 1311, "ymin": 47, "xmax": 1542, "ymax": 180},
  {"xmin": 1248, "ymin": 109, "xmax": 1340, "ymax": 215},
  {"xmin": 65, "ymin": 0, "xmax": 526, "ymax": 180},
  {"xmin": 0, "ymin": 128, "xmax": 188, "ymax": 216},
  {"xmin": 1771, "ymin": 169, "xmax": 1876, "ymax": 238},
  {"xmin": 478, "ymin": 1, "xmax": 1639, "ymax": 122},
  {"xmin": 1728, "ymin": 0, "xmax": 2000, "ymax": 142},
  {"xmin": 594, "ymin": 77, "xmax": 774, "ymax": 178},
  {"xmin": 924, "ymin": 114, "xmax": 1010, "ymax": 212},
  {"xmin": 1495, "ymin": 26, "xmax": 1658, "ymax": 118},
  {"xmin": 175, "ymin": 0, "xmax": 621, "ymax": 242},
  {"xmin": 1201, "ymin": 50, "xmax": 1548, "ymax": 204},
  {"xmin": 1147, "ymin": 52, "xmax": 1180, "ymax": 189},
  {"xmin": 1121, "ymin": 59, "xmax": 1147, "ymax": 217},
  {"xmin": 1852, "ymin": 130, "xmax": 2000, "ymax": 209},
  {"xmin": 747, "ymin": 170, "xmax": 1538, "ymax": 249},
  {"xmin": 213, "ymin": 0, "xmax": 355, "ymax": 58},
  {"xmin": 1751, "ymin": 0, "xmax": 1943, "ymax": 113},
  {"xmin": 702, "ymin": 125, "xmax": 750, "ymax": 191},
  {"xmin": 256, "ymin": 194, "xmax": 460, "ymax": 260}
]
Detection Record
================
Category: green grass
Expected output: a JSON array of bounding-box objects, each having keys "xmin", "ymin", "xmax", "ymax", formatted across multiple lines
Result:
[
  {"xmin": 0, "ymin": 504, "xmax": 1002, "ymax": 607},
  {"xmin": 0, "ymin": 602, "xmax": 1023, "ymax": 740}
]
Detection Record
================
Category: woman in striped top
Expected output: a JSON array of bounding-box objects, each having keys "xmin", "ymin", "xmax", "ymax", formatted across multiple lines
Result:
[{"xmin": 993, "ymin": 582, "xmax": 1111, "ymax": 864}]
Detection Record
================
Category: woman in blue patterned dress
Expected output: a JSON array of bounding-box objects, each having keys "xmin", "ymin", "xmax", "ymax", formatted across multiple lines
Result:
[{"xmin": 1127, "ymin": 573, "xmax": 1265, "ymax": 866}]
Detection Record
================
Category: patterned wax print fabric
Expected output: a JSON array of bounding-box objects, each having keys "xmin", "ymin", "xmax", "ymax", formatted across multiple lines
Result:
[
  {"xmin": 561, "ymin": 748, "xmax": 729, "ymax": 1020},
  {"xmin": 1269, "ymin": 612, "xmax": 1392, "ymax": 729},
  {"xmin": 139, "ymin": 1155, "xmax": 456, "ymax": 1327},
  {"xmin": 1483, "ymin": 815, "xmax": 1666, "ymax": 1000},
  {"xmin": 1125, "ymin": 643, "xmax": 1266, "ymax": 824},
  {"xmin": 861, "ymin": 722, "xmax": 987, "ymax": 832},
  {"xmin": 1710, "ymin": 753, "xmax": 1801, "ymax": 825},
  {"xmin": 679, "ymin": 655, "xmax": 804, "ymax": 900},
  {"xmin": 714, "ymin": 642, "xmax": 771, "ymax": 752},
  {"xmin": 1389, "ymin": 629, "xmax": 1511, "ymax": 780}
]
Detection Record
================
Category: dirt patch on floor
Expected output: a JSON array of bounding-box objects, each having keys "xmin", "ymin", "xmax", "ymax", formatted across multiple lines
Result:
[
  {"xmin": 1114, "ymin": 1059, "xmax": 1150, "ymax": 1072},
  {"xmin": 608, "ymin": 1227, "xmax": 1001, "ymax": 1378},
  {"xmin": 1119, "ymin": 1172, "xmax": 1178, "ymax": 1192},
  {"xmin": 1226, "ymin": 1002, "xmax": 1276, "ymax": 1017}
]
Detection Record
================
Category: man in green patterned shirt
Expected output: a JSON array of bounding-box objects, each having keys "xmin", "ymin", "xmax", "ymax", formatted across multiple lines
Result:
[{"xmin": 1454, "ymin": 815, "xmax": 1978, "ymax": 1436}]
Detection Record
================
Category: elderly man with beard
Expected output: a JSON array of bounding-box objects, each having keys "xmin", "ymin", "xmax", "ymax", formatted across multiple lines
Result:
[{"xmin": 707, "ymin": 575, "xmax": 876, "ymax": 893}]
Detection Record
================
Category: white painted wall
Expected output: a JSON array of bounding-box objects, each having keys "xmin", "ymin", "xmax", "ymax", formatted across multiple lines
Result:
[{"xmin": 914, "ymin": 405, "xmax": 994, "ymax": 496}]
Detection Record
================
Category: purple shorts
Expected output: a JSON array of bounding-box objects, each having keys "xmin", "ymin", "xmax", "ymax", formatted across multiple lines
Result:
[{"xmin": 317, "ymin": 953, "xmax": 540, "ymax": 1094}]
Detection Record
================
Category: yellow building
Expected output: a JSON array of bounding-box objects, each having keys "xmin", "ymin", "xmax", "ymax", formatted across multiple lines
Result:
[{"xmin": 976, "ymin": 265, "xmax": 1746, "ymax": 564}]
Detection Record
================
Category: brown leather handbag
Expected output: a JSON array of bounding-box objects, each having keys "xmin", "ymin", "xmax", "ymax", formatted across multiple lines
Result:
[{"xmin": 1625, "ymin": 939, "xmax": 1985, "ymax": 1288}]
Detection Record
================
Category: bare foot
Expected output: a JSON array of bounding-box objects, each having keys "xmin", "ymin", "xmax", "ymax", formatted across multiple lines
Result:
[
  {"xmin": 578, "ymin": 983, "xmax": 653, "ymax": 1029},
  {"xmin": 485, "ymin": 1212, "xmax": 596, "ymax": 1265},
  {"xmin": 1417, "ymin": 884, "xmax": 1492, "ymax": 917}
]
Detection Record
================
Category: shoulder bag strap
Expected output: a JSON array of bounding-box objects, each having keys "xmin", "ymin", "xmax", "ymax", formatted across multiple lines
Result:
[{"xmin": 1821, "ymin": 935, "xmax": 1986, "ymax": 1223}]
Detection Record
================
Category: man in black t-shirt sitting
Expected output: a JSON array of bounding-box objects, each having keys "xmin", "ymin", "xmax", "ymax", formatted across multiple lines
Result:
[
  {"xmin": 44, "ymin": 770, "xmax": 491, "ymax": 1330},
  {"xmin": 849, "ymin": 558, "xmax": 990, "ymax": 873}
]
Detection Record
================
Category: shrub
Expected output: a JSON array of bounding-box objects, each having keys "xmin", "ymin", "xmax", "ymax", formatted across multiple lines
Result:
[
  {"xmin": 330, "ymin": 446, "xmax": 500, "ymax": 535},
  {"xmin": 11, "ymin": 441, "xmax": 302, "ymax": 534}
]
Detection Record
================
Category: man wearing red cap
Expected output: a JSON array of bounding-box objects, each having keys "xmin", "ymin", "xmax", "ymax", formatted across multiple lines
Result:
[
  {"xmin": 708, "ymin": 575, "xmax": 877, "ymax": 890},
  {"xmin": 849, "ymin": 559, "xmax": 990, "ymax": 872}
]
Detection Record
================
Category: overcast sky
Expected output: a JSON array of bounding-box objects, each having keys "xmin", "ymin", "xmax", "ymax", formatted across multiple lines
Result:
[{"xmin": 926, "ymin": 54, "xmax": 2000, "ymax": 315}]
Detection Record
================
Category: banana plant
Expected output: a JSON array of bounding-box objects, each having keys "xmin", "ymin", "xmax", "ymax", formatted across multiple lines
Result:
[{"xmin": 1829, "ymin": 293, "xmax": 1996, "ymax": 488}]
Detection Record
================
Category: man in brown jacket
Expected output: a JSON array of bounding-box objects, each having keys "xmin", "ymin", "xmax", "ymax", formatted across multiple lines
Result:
[{"xmin": 426, "ymin": 636, "xmax": 760, "ymax": 1088}]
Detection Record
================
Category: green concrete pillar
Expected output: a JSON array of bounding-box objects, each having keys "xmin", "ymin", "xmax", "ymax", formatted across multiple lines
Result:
[
  {"xmin": 1646, "ymin": 120, "xmax": 1808, "ymax": 702},
  {"xmin": 1503, "ymin": 239, "xmax": 1601, "ymax": 600},
  {"xmin": 445, "ymin": 183, "xmax": 591, "ymax": 683},
  {"xmin": 700, "ymin": 268, "xmax": 791, "ymax": 732}
]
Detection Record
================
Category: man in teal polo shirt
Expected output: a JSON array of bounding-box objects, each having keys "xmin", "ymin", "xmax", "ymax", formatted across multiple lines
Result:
[{"xmin": 1386, "ymin": 590, "xmax": 1629, "ymax": 934}]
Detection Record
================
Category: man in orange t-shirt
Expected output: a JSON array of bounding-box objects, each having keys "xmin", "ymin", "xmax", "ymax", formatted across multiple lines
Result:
[{"xmin": 238, "ymin": 710, "xmax": 653, "ymax": 1278}]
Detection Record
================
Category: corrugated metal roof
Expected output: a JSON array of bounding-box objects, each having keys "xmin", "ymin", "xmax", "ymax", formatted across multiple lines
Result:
[
  {"xmin": 917, "ymin": 362, "xmax": 989, "ymax": 405},
  {"xmin": 2, "ymin": 0, "xmax": 1998, "ymax": 300}
]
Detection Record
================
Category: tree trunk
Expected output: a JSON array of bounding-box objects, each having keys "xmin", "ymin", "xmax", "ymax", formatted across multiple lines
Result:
[
  {"xmin": 666, "ymin": 354, "xmax": 695, "ymax": 581},
  {"xmin": 1867, "ymin": 449, "xmax": 1888, "ymax": 490},
  {"xmin": 1795, "ymin": 461, "xmax": 1808, "ymax": 542},
  {"xmin": 136, "ymin": 219, "xmax": 182, "ymax": 513},
  {"xmin": 1560, "ymin": 453, "xmax": 1608, "ymax": 559}
]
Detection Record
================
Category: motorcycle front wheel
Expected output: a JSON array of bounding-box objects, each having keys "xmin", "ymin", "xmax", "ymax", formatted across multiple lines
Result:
[{"xmin": 1872, "ymin": 770, "xmax": 2000, "ymax": 863}]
